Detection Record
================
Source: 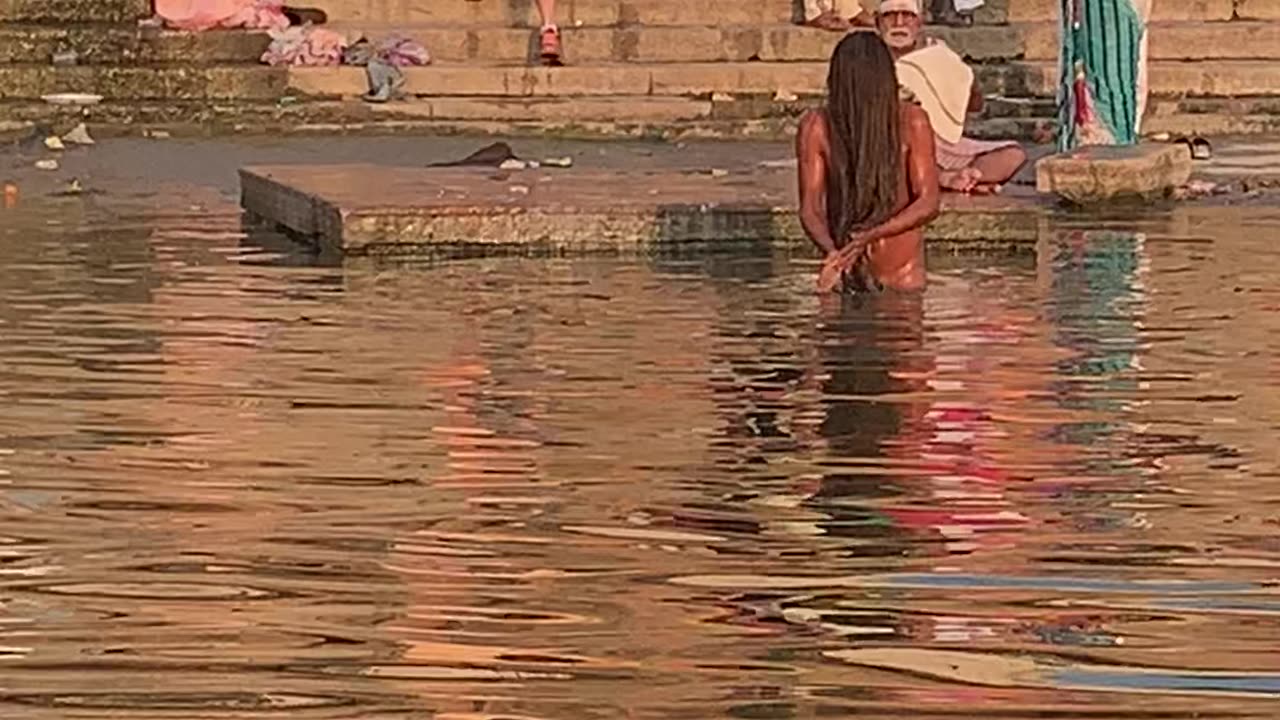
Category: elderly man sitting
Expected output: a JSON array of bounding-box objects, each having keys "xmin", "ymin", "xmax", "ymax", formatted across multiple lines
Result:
[{"xmin": 877, "ymin": 0, "xmax": 1026, "ymax": 193}]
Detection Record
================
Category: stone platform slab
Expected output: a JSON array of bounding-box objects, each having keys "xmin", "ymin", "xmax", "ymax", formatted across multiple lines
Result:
[
  {"xmin": 1036, "ymin": 144, "xmax": 1193, "ymax": 204},
  {"xmin": 239, "ymin": 164, "xmax": 1046, "ymax": 255}
]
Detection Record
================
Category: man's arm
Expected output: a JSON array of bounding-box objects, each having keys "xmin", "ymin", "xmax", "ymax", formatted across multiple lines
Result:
[
  {"xmin": 834, "ymin": 105, "xmax": 940, "ymax": 261},
  {"xmin": 968, "ymin": 82, "xmax": 984, "ymax": 113},
  {"xmin": 796, "ymin": 112, "xmax": 838, "ymax": 256}
]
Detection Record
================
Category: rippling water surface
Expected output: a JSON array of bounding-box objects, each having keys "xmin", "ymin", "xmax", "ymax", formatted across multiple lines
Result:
[{"xmin": 1, "ymin": 198, "xmax": 1279, "ymax": 719}]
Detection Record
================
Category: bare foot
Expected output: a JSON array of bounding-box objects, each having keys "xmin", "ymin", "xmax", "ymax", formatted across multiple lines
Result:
[
  {"xmin": 804, "ymin": 11, "xmax": 852, "ymax": 31},
  {"xmin": 940, "ymin": 167, "xmax": 982, "ymax": 193}
]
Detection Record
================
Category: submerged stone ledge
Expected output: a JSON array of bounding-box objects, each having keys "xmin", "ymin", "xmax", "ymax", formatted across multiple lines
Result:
[{"xmin": 239, "ymin": 164, "xmax": 1048, "ymax": 255}]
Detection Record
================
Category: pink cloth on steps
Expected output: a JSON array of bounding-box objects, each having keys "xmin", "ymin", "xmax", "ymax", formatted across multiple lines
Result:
[{"xmin": 155, "ymin": 0, "xmax": 289, "ymax": 31}]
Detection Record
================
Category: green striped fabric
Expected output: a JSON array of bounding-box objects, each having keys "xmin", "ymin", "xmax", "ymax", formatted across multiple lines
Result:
[{"xmin": 1058, "ymin": 0, "xmax": 1146, "ymax": 150}]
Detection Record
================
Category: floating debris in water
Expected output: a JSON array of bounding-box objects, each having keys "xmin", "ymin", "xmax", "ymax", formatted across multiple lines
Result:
[
  {"xmin": 63, "ymin": 123, "xmax": 95, "ymax": 146},
  {"xmin": 499, "ymin": 159, "xmax": 529, "ymax": 171},
  {"xmin": 542, "ymin": 156, "xmax": 573, "ymax": 168},
  {"xmin": 53, "ymin": 178, "xmax": 83, "ymax": 196},
  {"xmin": 34, "ymin": 159, "xmax": 59, "ymax": 171},
  {"xmin": 44, "ymin": 136, "xmax": 66, "ymax": 151}
]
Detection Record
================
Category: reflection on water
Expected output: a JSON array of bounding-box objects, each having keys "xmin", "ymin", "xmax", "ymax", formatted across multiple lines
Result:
[{"xmin": 0, "ymin": 207, "xmax": 1278, "ymax": 719}]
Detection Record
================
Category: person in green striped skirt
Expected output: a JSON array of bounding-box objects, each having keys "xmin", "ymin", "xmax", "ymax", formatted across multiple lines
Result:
[{"xmin": 1058, "ymin": 0, "xmax": 1151, "ymax": 150}]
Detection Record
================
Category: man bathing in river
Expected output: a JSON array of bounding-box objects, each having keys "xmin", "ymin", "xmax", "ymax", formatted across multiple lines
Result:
[
  {"xmin": 797, "ymin": 33, "xmax": 940, "ymax": 294},
  {"xmin": 877, "ymin": 0, "xmax": 1027, "ymax": 194}
]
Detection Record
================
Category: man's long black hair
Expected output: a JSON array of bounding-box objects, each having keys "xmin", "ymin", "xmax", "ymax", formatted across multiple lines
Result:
[{"xmin": 824, "ymin": 32, "xmax": 903, "ymax": 248}]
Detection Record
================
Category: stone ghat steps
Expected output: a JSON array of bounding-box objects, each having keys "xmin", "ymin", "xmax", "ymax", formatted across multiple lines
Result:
[
  {"xmin": 0, "ymin": 26, "xmax": 272, "ymax": 65},
  {"xmin": 7, "ymin": 97, "xmax": 1279, "ymax": 141},
  {"xmin": 3, "ymin": 58, "xmax": 1278, "ymax": 104},
  {"xmin": 312, "ymin": 0, "xmax": 1246, "ymax": 26},
  {"xmin": 4, "ymin": 21, "xmax": 1280, "ymax": 66},
  {"xmin": 287, "ymin": 60, "xmax": 1280, "ymax": 100},
  {"xmin": 0, "ymin": 64, "xmax": 287, "ymax": 100},
  {"xmin": 321, "ymin": 21, "xmax": 1280, "ymax": 64},
  {"xmin": 0, "ymin": 0, "xmax": 149, "ymax": 23}
]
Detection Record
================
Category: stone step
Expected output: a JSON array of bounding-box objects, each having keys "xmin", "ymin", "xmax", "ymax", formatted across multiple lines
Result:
[
  {"xmin": 0, "ymin": 21, "xmax": 1275, "ymax": 68},
  {"xmin": 6, "ymin": 97, "xmax": 1280, "ymax": 141},
  {"xmin": 288, "ymin": 60, "xmax": 1280, "ymax": 101},
  {"xmin": 0, "ymin": 27, "xmax": 272, "ymax": 65},
  {"xmin": 322, "ymin": 21, "xmax": 1280, "ymax": 65},
  {"xmin": 0, "ymin": 64, "xmax": 287, "ymax": 101},
  {"xmin": 327, "ymin": 23, "xmax": 1025, "ymax": 64},
  {"xmin": 0, "ymin": 0, "xmax": 150, "ymax": 23},
  {"xmin": 319, "ymin": 0, "xmax": 800, "ymax": 27},
  {"xmin": 315, "ymin": 0, "xmax": 1231, "ymax": 26}
]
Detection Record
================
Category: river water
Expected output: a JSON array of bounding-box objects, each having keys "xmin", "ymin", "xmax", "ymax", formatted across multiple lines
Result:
[{"xmin": 0, "ymin": 141, "xmax": 1278, "ymax": 719}]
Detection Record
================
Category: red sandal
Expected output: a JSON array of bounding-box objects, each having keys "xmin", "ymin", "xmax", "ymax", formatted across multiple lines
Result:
[{"xmin": 540, "ymin": 26, "xmax": 563, "ymax": 66}]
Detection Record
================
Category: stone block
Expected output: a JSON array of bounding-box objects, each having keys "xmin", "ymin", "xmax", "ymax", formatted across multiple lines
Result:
[
  {"xmin": 1148, "ymin": 22, "xmax": 1280, "ymax": 60},
  {"xmin": 1150, "ymin": 61, "xmax": 1280, "ymax": 96},
  {"xmin": 239, "ymin": 164, "xmax": 1044, "ymax": 255},
  {"xmin": 1235, "ymin": 0, "xmax": 1280, "ymax": 18},
  {"xmin": 1036, "ymin": 144, "xmax": 1193, "ymax": 204}
]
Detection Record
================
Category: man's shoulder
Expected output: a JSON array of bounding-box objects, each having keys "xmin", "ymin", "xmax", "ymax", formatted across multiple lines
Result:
[
  {"xmin": 902, "ymin": 37, "xmax": 961, "ymax": 60},
  {"xmin": 899, "ymin": 102, "xmax": 932, "ymax": 131},
  {"xmin": 798, "ymin": 108, "xmax": 829, "ymax": 134}
]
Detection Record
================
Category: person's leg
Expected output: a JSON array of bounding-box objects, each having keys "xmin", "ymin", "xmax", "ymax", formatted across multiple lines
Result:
[
  {"xmin": 939, "ymin": 167, "xmax": 982, "ymax": 192},
  {"xmin": 535, "ymin": 0, "xmax": 556, "ymax": 26},
  {"xmin": 803, "ymin": 0, "xmax": 854, "ymax": 30},
  {"xmin": 536, "ymin": 0, "xmax": 563, "ymax": 65},
  {"xmin": 803, "ymin": 0, "xmax": 830, "ymax": 21},
  {"xmin": 833, "ymin": 0, "xmax": 874, "ymax": 25},
  {"xmin": 971, "ymin": 145, "xmax": 1027, "ymax": 187}
]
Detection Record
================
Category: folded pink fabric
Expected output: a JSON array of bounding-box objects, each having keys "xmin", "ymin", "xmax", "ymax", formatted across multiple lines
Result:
[
  {"xmin": 262, "ymin": 26, "xmax": 348, "ymax": 66},
  {"xmin": 156, "ymin": 0, "xmax": 288, "ymax": 31}
]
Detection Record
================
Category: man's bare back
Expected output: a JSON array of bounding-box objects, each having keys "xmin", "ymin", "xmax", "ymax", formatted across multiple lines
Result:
[{"xmin": 796, "ymin": 102, "xmax": 941, "ymax": 292}]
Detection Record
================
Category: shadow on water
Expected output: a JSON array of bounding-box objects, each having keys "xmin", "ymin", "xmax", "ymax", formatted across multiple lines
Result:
[{"xmin": 1, "ymin": 203, "xmax": 1279, "ymax": 719}]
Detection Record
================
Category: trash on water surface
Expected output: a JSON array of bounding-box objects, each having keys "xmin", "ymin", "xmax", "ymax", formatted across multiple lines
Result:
[
  {"xmin": 64, "ymin": 123, "xmax": 95, "ymax": 146},
  {"xmin": 53, "ymin": 178, "xmax": 83, "ymax": 196},
  {"xmin": 34, "ymin": 159, "xmax": 59, "ymax": 171},
  {"xmin": 44, "ymin": 136, "xmax": 66, "ymax": 151},
  {"xmin": 542, "ymin": 156, "xmax": 573, "ymax": 168}
]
